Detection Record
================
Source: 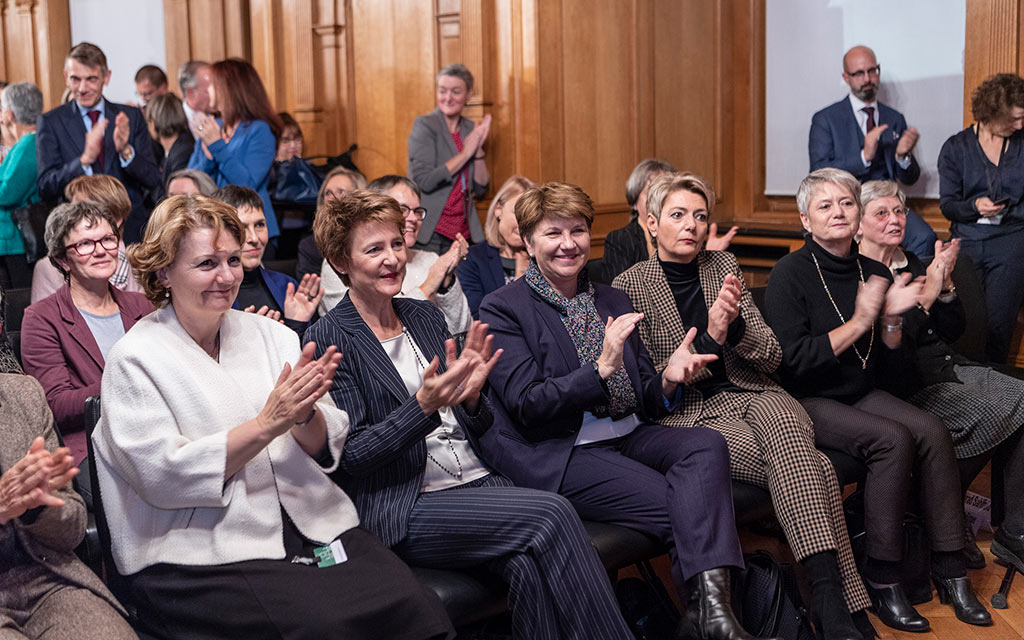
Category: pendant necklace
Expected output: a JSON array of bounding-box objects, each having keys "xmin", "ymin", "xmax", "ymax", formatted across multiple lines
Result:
[
  {"xmin": 811, "ymin": 252, "xmax": 874, "ymax": 369},
  {"xmin": 405, "ymin": 329, "xmax": 463, "ymax": 479}
]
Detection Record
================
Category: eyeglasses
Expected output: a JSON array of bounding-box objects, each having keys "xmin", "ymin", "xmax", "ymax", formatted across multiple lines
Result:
[
  {"xmin": 400, "ymin": 204, "xmax": 427, "ymax": 220},
  {"xmin": 871, "ymin": 206, "xmax": 906, "ymax": 218},
  {"xmin": 66, "ymin": 234, "xmax": 119, "ymax": 257},
  {"xmin": 846, "ymin": 65, "xmax": 881, "ymax": 81}
]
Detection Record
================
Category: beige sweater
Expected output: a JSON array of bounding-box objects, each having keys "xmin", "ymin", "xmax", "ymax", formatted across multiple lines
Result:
[{"xmin": 92, "ymin": 306, "xmax": 359, "ymax": 575}]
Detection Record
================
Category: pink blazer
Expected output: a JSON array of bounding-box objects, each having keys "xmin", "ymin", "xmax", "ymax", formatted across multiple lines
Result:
[{"xmin": 21, "ymin": 283, "xmax": 153, "ymax": 464}]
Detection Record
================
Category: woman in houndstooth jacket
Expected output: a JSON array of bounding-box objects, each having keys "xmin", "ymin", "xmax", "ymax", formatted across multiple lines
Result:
[{"xmin": 613, "ymin": 171, "xmax": 871, "ymax": 640}]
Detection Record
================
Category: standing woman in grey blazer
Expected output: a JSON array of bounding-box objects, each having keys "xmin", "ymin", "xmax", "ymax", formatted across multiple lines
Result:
[{"xmin": 408, "ymin": 63, "xmax": 490, "ymax": 254}]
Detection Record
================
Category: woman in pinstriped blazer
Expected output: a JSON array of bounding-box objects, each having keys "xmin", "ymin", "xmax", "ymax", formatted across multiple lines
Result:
[
  {"xmin": 306, "ymin": 189, "xmax": 634, "ymax": 640},
  {"xmin": 612, "ymin": 172, "xmax": 872, "ymax": 640}
]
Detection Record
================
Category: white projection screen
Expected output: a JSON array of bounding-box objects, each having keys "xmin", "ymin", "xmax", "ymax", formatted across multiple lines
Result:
[{"xmin": 765, "ymin": 0, "xmax": 965, "ymax": 198}]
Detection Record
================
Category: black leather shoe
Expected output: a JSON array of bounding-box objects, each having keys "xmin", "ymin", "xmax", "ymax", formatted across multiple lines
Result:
[
  {"xmin": 680, "ymin": 568, "xmax": 782, "ymax": 640},
  {"xmin": 964, "ymin": 522, "xmax": 986, "ymax": 570},
  {"xmin": 992, "ymin": 527, "xmax": 1024, "ymax": 573},
  {"xmin": 866, "ymin": 583, "xmax": 930, "ymax": 633},
  {"xmin": 932, "ymin": 575, "xmax": 992, "ymax": 626}
]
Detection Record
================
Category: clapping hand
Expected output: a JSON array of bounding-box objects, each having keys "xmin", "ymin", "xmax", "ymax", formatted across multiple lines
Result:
[
  {"xmin": 921, "ymin": 239, "xmax": 960, "ymax": 308},
  {"xmin": 661, "ymin": 327, "xmax": 718, "ymax": 396},
  {"xmin": 244, "ymin": 305, "xmax": 283, "ymax": 323},
  {"xmin": 194, "ymin": 113, "xmax": 223, "ymax": 157},
  {"xmin": 862, "ymin": 124, "xmax": 889, "ymax": 162},
  {"xmin": 883, "ymin": 271, "xmax": 925, "ymax": 317},
  {"xmin": 467, "ymin": 115, "xmax": 492, "ymax": 158},
  {"xmin": 596, "ymin": 313, "xmax": 644, "ymax": 379},
  {"xmin": 416, "ymin": 322, "xmax": 503, "ymax": 415},
  {"xmin": 706, "ymin": 224, "xmax": 739, "ymax": 251},
  {"xmin": 421, "ymin": 234, "xmax": 468, "ymax": 298},
  {"xmin": 0, "ymin": 437, "xmax": 78, "ymax": 524},
  {"xmin": 283, "ymin": 273, "xmax": 324, "ymax": 322},
  {"xmin": 707, "ymin": 273, "xmax": 742, "ymax": 344},
  {"xmin": 896, "ymin": 127, "xmax": 920, "ymax": 157},
  {"xmin": 259, "ymin": 343, "xmax": 341, "ymax": 438},
  {"xmin": 113, "ymin": 112, "xmax": 131, "ymax": 156},
  {"xmin": 80, "ymin": 117, "xmax": 106, "ymax": 166},
  {"xmin": 852, "ymin": 275, "xmax": 890, "ymax": 331}
]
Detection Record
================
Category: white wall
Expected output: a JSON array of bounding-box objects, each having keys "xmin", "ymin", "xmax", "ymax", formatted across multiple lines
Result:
[
  {"xmin": 68, "ymin": 0, "xmax": 166, "ymax": 105},
  {"xmin": 765, "ymin": 0, "xmax": 965, "ymax": 198}
]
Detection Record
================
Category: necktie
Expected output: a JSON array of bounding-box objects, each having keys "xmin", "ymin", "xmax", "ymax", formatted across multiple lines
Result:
[
  {"xmin": 862, "ymin": 106, "xmax": 876, "ymax": 133},
  {"xmin": 87, "ymin": 110, "xmax": 104, "ymax": 170}
]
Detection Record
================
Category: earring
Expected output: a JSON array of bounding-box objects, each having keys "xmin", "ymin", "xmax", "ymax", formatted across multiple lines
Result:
[
  {"xmin": 164, "ymin": 290, "xmax": 170, "ymax": 298},
  {"xmin": 651, "ymin": 231, "xmax": 657, "ymax": 238}
]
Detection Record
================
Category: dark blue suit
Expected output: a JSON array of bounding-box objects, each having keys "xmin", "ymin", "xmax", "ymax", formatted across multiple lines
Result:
[
  {"xmin": 36, "ymin": 99, "xmax": 161, "ymax": 244},
  {"xmin": 809, "ymin": 97, "xmax": 936, "ymax": 260},
  {"xmin": 456, "ymin": 242, "xmax": 506, "ymax": 319},
  {"xmin": 478, "ymin": 278, "xmax": 743, "ymax": 590},
  {"xmin": 305, "ymin": 295, "xmax": 634, "ymax": 639}
]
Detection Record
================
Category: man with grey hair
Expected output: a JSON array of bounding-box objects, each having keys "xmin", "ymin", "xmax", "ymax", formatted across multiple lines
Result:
[
  {"xmin": 36, "ymin": 42, "xmax": 160, "ymax": 244},
  {"xmin": 0, "ymin": 82, "xmax": 44, "ymax": 288},
  {"xmin": 177, "ymin": 60, "xmax": 212, "ymax": 135}
]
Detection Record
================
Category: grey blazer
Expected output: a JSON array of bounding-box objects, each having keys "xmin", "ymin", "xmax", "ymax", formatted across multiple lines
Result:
[{"xmin": 407, "ymin": 108, "xmax": 488, "ymax": 244}]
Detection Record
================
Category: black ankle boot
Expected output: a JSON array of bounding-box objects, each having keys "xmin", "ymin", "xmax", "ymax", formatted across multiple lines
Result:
[
  {"xmin": 932, "ymin": 574, "xmax": 992, "ymax": 626},
  {"xmin": 680, "ymin": 568, "xmax": 782, "ymax": 640},
  {"xmin": 964, "ymin": 520, "xmax": 986, "ymax": 570},
  {"xmin": 802, "ymin": 551, "xmax": 861, "ymax": 640}
]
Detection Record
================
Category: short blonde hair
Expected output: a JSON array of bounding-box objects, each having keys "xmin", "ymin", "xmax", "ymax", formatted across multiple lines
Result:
[
  {"xmin": 646, "ymin": 172, "xmax": 716, "ymax": 221},
  {"xmin": 64, "ymin": 175, "xmax": 132, "ymax": 224},
  {"xmin": 313, "ymin": 190, "xmax": 404, "ymax": 287},
  {"xmin": 484, "ymin": 175, "xmax": 535, "ymax": 248},
  {"xmin": 128, "ymin": 195, "xmax": 245, "ymax": 307},
  {"xmin": 515, "ymin": 182, "xmax": 594, "ymax": 243},
  {"xmin": 796, "ymin": 168, "xmax": 862, "ymax": 216},
  {"xmin": 317, "ymin": 166, "xmax": 367, "ymax": 209}
]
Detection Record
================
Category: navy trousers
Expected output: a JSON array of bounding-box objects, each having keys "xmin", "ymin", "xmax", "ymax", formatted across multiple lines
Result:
[
  {"xmin": 958, "ymin": 229, "xmax": 1024, "ymax": 363},
  {"xmin": 557, "ymin": 423, "xmax": 743, "ymax": 595},
  {"xmin": 394, "ymin": 475, "xmax": 633, "ymax": 640}
]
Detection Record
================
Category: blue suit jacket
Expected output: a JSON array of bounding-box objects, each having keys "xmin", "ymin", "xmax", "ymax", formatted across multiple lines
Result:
[
  {"xmin": 231, "ymin": 267, "xmax": 295, "ymax": 312},
  {"xmin": 305, "ymin": 295, "xmax": 494, "ymax": 548},
  {"xmin": 809, "ymin": 97, "xmax": 920, "ymax": 185},
  {"xmin": 187, "ymin": 119, "xmax": 280, "ymax": 238},
  {"xmin": 36, "ymin": 100, "xmax": 161, "ymax": 244},
  {"xmin": 456, "ymin": 242, "xmax": 506, "ymax": 319},
  {"xmin": 478, "ymin": 278, "xmax": 672, "ymax": 493}
]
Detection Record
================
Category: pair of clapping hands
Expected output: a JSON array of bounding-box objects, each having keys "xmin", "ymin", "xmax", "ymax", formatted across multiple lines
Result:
[
  {"xmin": 0, "ymin": 437, "xmax": 78, "ymax": 524},
  {"xmin": 243, "ymin": 273, "xmax": 325, "ymax": 323},
  {"xmin": 80, "ymin": 112, "xmax": 132, "ymax": 167}
]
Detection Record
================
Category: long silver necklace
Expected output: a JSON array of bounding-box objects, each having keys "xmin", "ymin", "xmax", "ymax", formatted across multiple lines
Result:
[
  {"xmin": 811, "ymin": 252, "xmax": 874, "ymax": 369},
  {"xmin": 404, "ymin": 329, "xmax": 463, "ymax": 480}
]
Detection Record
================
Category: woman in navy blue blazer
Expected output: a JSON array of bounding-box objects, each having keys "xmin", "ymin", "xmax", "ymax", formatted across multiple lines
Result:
[
  {"xmin": 188, "ymin": 58, "xmax": 281, "ymax": 243},
  {"xmin": 456, "ymin": 175, "xmax": 534, "ymax": 318},
  {"xmin": 479, "ymin": 182, "xmax": 776, "ymax": 640},
  {"xmin": 305, "ymin": 189, "xmax": 634, "ymax": 640}
]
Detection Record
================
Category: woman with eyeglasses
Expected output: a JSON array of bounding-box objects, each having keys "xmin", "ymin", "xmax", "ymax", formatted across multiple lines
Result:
[
  {"xmin": 938, "ymin": 73, "xmax": 1024, "ymax": 364},
  {"xmin": 20, "ymin": 201, "xmax": 153, "ymax": 465},
  {"xmin": 318, "ymin": 175, "xmax": 471, "ymax": 336}
]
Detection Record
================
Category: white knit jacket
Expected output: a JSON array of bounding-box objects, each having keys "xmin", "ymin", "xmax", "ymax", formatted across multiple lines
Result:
[{"xmin": 92, "ymin": 306, "xmax": 359, "ymax": 575}]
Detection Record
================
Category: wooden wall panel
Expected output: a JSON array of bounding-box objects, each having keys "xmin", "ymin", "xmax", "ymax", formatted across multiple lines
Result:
[
  {"xmin": 964, "ymin": 0, "xmax": 1021, "ymax": 124},
  {"xmin": 0, "ymin": 0, "xmax": 70, "ymax": 110}
]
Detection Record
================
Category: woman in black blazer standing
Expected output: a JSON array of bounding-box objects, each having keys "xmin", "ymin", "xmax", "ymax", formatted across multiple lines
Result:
[
  {"xmin": 306, "ymin": 189, "xmax": 634, "ymax": 640},
  {"xmin": 407, "ymin": 63, "xmax": 490, "ymax": 254}
]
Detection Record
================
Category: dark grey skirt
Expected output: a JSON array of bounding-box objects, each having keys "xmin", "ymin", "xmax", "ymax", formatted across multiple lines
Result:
[{"xmin": 909, "ymin": 364, "xmax": 1024, "ymax": 458}]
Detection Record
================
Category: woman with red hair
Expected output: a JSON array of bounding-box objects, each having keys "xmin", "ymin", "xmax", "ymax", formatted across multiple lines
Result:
[{"xmin": 188, "ymin": 58, "xmax": 282, "ymax": 245}]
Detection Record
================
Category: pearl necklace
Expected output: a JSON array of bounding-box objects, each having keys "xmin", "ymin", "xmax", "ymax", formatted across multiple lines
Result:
[
  {"xmin": 404, "ymin": 329, "xmax": 463, "ymax": 480},
  {"xmin": 811, "ymin": 252, "xmax": 874, "ymax": 370}
]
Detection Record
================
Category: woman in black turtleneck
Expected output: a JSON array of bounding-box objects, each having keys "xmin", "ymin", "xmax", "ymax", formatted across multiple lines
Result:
[
  {"xmin": 614, "ymin": 172, "xmax": 871, "ymax": 640},
  {"xmin": 217, "ymin": 186, "xmax": 323, "ymax": 335},
  {"xmin": 764, "ymin": 168, "xmax": 991, "ymax": 632}
]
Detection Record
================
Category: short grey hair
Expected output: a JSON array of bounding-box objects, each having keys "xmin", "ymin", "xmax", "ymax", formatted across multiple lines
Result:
[
  {"xmin": 44, "ymin": 201, "xmax": 120, "ymax": 280},
  {"xmin": 166, "ymin": 168, "xmax": 218, "ymax": 196},
  {"xmin": 795, "ymin": 168, "xmax": 862, "ymax": 216},
  {"xmin": 437, "ymin": 63, "xmax": 474, "ymax": 93},
  {"xmin": 177, "ymin": 60, "xmax": 209, "ymax": 90},
  {"xmin": 367, "ymin": 174, "xmax": 422, "ymax": 199},
  {"xmin": 1, "ymin": 82, "xmax": 43, "ymax": 125},
  {"xmin": 860, "ymin": 179, "xmax": 906, "ymax": 211},
  {"xmin": 626, "ymin": 158, "xmax": 676, "ymax": 212}
]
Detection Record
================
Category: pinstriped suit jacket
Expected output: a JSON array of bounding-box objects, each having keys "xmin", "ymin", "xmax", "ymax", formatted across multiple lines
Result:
[
  {"xmin": 612, "ymin": 252, "xmax": 783, "ymax": 427},
  {"xmin": 305, "ymin": 294, "xmax": 494, "ymax": 548}
]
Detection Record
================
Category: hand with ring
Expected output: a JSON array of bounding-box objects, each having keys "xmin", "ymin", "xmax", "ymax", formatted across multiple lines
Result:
[{"xmin": 284, "ymin": 273, "xmax": 324, "ymax": 323}]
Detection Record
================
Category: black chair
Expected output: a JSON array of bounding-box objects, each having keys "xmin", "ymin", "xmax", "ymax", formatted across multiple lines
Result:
[{"xmin": 4, "ymin": 287, "xmax": 31, "ymax": 333}]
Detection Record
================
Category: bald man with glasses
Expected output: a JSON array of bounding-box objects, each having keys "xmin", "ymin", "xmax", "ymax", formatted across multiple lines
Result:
[{"xmin": 809, "ymin": 45, "xmax": 937, "ymax": 261}]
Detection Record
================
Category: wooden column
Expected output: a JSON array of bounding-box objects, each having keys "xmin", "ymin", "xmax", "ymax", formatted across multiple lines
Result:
[{"xmin": 0, "ymin": 0, "xmax": 70, "ymax": 110}]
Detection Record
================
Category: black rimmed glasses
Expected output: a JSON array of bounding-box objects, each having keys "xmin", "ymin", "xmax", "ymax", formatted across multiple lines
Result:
[
  {"xmin": 400, "ymin": 204, "xmax": 427, "ymax": 220},
  {"xmin": 66, "ymin": 234, "xmax": 119, "ymax": 257},
  {"xmin": 846, "ymin": 65, "xmax": 881, "ymax": 80}
]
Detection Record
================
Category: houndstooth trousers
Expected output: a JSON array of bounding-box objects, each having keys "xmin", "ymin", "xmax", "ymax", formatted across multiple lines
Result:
[{"xmin": 694, "ymin": 388, "xmax": 871, "ymax": 613}]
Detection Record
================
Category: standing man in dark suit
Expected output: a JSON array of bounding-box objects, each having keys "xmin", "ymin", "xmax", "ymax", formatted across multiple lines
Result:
[
  {"xmin": 36, "ymin": 42, "xmax": 160, "ymax": 244},
  {"xmin": 809, "ymin": 45, "xmax": 938, "ymax": 261}
]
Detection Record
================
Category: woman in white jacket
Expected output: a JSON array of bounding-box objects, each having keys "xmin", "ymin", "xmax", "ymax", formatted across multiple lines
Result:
[{"xmin": 91, "ymin": 195, "xmax": 453, "ymax": 640}]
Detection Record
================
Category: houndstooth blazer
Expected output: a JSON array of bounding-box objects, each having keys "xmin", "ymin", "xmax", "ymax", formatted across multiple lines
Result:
[{"xmin": 613, "ymin": 251, "xmax": 784, "ymax": 427}]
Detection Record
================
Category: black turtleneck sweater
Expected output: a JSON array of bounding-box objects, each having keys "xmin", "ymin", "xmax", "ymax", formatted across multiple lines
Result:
[
  {"xmin": 763, "ymin": 238, "xmax": 898, "ymax": 403},
  {"xmin": 659, "ymin": 258, "xmax": 745, "ymax": 398},
  {"xmin": 236, "ymin": 269, "xmax": 307, "ymax": 335}
]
